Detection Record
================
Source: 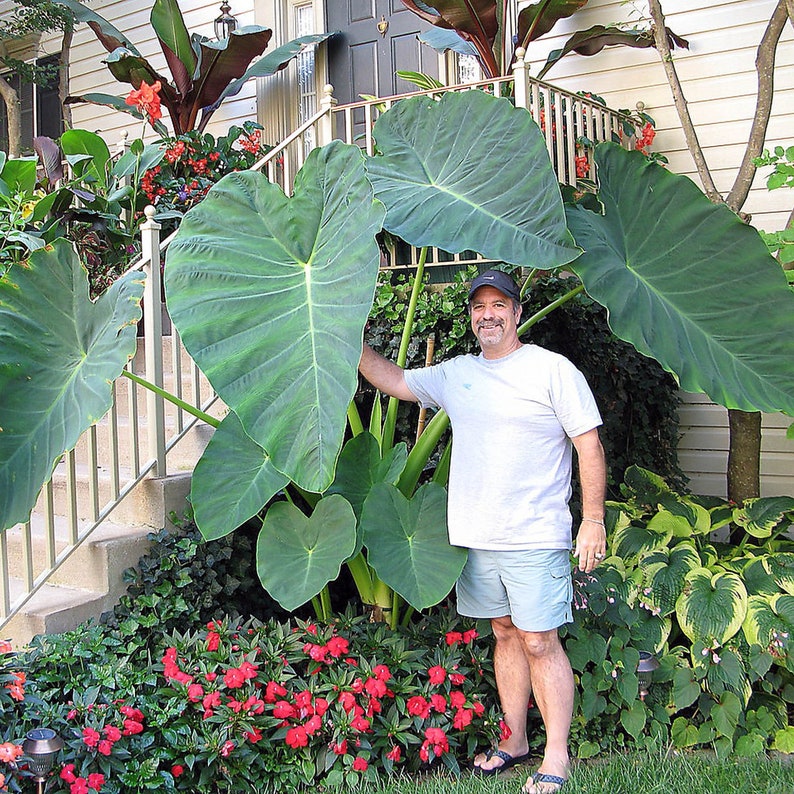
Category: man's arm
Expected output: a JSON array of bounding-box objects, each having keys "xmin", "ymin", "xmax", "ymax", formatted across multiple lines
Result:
[
  {"xmin": 359, "ymin": 343, "xmax": 419, "ymax": 403},
  {"xmin": 571, "ymin": 427, "xmax": 607, "ymax": 573}
]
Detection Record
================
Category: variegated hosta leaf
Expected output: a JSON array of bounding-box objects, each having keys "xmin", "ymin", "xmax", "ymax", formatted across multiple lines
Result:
[
  {"xmin": 739, "ymin": 556, "xmax": 779, "ymax": 597},
  {"xmin": 675, "ymin": 568, "xmax": 748, "ymax": 646},
  {"xmin": 743, "ymin": 594, "xmax": 794, "ymax": 664},
  {"xmin": 768, "ymin": 553, "xmax": 794, "ymax": 596},
  {"xmin": 640, "ymin": 542, "xmax": 702, "ymax": 616},
  {"xmin": 622, "ymin": 465, "xmax": 672, "ymax": 505},
  {"xmin": 612, "ymin": 519, "xmax": 673, "ymax": 561},
  {"xmin": 733, "ymin": 496, "xmax": 794, "ymax": 539},
  {"xmin": 657, "ymin": 493, "xmax": 712, "ymax": 536},
  {"xmin": 630, "ymin": 609, "xmax": 671, "ymax": 654}
]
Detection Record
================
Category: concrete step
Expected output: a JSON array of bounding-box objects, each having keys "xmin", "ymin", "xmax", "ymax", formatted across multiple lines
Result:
[{"xmin": 4, "ymin": 474, "xmax": 192, "ymax": 649}]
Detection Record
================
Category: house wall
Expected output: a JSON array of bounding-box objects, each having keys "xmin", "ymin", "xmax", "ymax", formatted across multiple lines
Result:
[
  {"xmin": 522, "ymin": 0, "xmax": 794, "ymax": 499},
  {"xmin": 522, "ymin": 0, "xmax": 794, "ymax": 233}
]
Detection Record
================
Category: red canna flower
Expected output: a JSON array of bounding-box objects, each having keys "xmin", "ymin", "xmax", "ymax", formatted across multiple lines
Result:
[{"xmin": 125, "ymin": 80, "xmax": 163, "ymax": 126}]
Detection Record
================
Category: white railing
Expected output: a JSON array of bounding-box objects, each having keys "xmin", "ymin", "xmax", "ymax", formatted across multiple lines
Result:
[{"xmin": 0, "ymin": 50, "xmax": 637, "ymax": 634}]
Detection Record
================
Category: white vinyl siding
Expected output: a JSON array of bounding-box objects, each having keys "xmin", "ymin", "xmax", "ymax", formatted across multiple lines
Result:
[
  {"xmin": 522, "ymin": 0, "xmax": 794, "ymax": 233},
  {"xmin": 678, "ymin": 393, "xmax": 793, "ymax": 498}
]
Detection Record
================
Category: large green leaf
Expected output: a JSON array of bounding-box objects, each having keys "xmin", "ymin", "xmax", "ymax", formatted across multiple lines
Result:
[
  {"xmin": 567, "ymin": 144, "xmax": 794, "ymax": 415},
  {"xmin": 733, "ymin": 497, "xmax": 794, "ymax": 539},
  {"xmin": 191, "ymin": 412, "xmax": 289, "ymax": 541},
  {"xmin": 641, "ymin": 542, "xmax": 702, "ymax": 616},
  {"xmin": 165, "ymin": 142, "xmax": 385, "ymax": 492},
  {"xmin": 675, "ymin": 568, "xmax": 748, "ymax": 645},
  {"xmin": 256, "ymin": 496, "xmax": 357, "ymax": 611},
  {"xmin": 0, "ymin": 157, "xmax": 37, "ymax": 194},
  {"xmin": 60, "ymin": 130, "xmax": 111, "ymax": 189},
  {"xmin": 612, "ymin": 520, "xmax": 673, "ymax": 561},
  {"xmin": 0, "ymin": 240, "xmax": 143, "ymax": 531},
  {"xmin": 360, "ymin": 482, "xmax": 468, "ymax": 610},
  {"xmin": 768, "ymin": 553, "xmax": 794, "ymax": 595},
  {"xmin": 326, "ymin": 432, "xmax": 407, "ymax": 521},
  {"xmin": 366, "ymin": 90, "xmax": 579, "ymax": 270},
  {"xmin": 517, "ymin": 1, "xmax": 590, "ymax": 48},
  {"xmin": 742, "ymin": 594, "xmax": 794, "ymax": 664}
]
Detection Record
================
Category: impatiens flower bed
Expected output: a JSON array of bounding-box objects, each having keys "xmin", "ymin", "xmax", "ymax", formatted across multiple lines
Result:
[{"xmin": 14, "ymin": 613, "xmax": 501, "ymax": 792}]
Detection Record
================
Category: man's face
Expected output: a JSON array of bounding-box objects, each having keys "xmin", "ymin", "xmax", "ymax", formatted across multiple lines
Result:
[{"xmin": 469, "ymin": 285, "xmax": 522, "ymax": 357}]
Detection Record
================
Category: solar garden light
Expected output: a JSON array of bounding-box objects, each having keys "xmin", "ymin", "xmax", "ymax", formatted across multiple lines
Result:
[
  {"xmin": 636, "ymin": 651, "xmax": 660, "ymax": 701},
  {"xmin": 22, "ymin": 728, "xmax": 63, "ymax": 794}
]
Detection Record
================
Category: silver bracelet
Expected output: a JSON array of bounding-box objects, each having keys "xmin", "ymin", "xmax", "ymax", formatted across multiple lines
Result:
[{"xmin": 581, "ymin": 518, "xmax": 605, "ymax": 526}]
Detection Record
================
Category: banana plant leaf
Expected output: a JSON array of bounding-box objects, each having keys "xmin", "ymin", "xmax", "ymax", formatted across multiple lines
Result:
[
  {"xmin": 538, "ymin": 25, "xmax": 688, "ymax": 79},
  {"xmin": 0, "ymin": 157, "xmax": 37, "ymax": 194},
  {"xmin": 150, "ymin": 0, "xmax": 196, "ymax": 96},
  {"xmin": 517, "ymin": 1, "xmax": 590, "ymax": 47},
  {"xmin": 191, "ymin": 412, "xmax": 289, "ymax": 542},
  {"xmin": 165, "ymin": 142, "xmax": 386, "ymax": 492},
  {"xmin": 256, "ymin": 495, "xmax": 357, "ymax": 611},
  {"xmin": 60, "ymin": 130, "xmax": 111, "ymax": 189},
  {"xmin": 54, "ymin": 0, "xmax": 141, "ymax": 55},
  {"xmin": 567, "ymin": 143, "xmax": 794, "ymax": 416},
  {"xmin": 206, "ymin": 33, "xmax": 334, "ymax": 115},
  {"xmin": 675, "ymin": 568, "xmax": 748, "ymax": 646},
  {"xmin": 366, "ymin": 90, "xmax": 579, "ymax": 269},
  {"xmin": 360, "ymin": 482, "xmax": 468, "ymax": 610},
  {"xmin": 417, "ymin": 28, "xmax": 480, "ymax": 59},
  {"xmin": 0, "ymin": 240, "xmax": 144, "ymax": 531},
  {"xmin": 64, "ymin": 93, "xmax": 170, "ymax": 138}
]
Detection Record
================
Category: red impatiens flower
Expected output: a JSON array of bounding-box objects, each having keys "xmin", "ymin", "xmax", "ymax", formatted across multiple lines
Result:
[
  {"xmin": 60, "ymin": 764, "xmax": 77, "ymax": 783},
  {"xmin": 430, "ymin": 693, "xmax": 447, "ymax": 713},
  {"xmin": 352, "ymin": 756, "xmax": 368, "ymax": 771},
  {"xmin": 223, "ymin": 667, "xmax": 246, "ymax": 688},
  {"xmin": 427, "ymin": 665, "xmax": 447, "ymax": 685},
  {"xmin": 372, "ymin": 664, "xmax": 391, "ymax": 681},
  {"xmin": 406, "ymin": 695, "xmax": 431, "ymax": 719},
  {"xmin": 0, "ymin": 743, "xmax": 23, "ymax": 763},
  {"xmin": 82, "ymin": 727, "xmax": 100, "ymax": 748},
  {"xmin": 103, "ymin": 725, "xmax": 122, "ymax": 742},
  {"xmin": 206, "ymin": 631, "xmax": 220, "ymax": 651},
  {"xmin": 350, "ymin": 715, "xmax": 371, "ymax": 732},
  {"xmin": 453, "ymin": 707, "xmax": 474, "ymax": 729},
  {"xmin": 499, "ymin": 719, "xmax": 512, "ymax": 741},
  {"xmin": 449, "ymin": 672, "xmax": 466, "ymax": 685},
  {"xmin": 220, "ymin": 740, "xmax": 235, "ymax": 757},
  {"xmin": 265, "ymin": 680, "xmax": 287, "ymax": 703},
  {"xmin": 285, "ymin": 726, "xmax": 308, "ymax": 748},
  {"xmin": 338, "ymin": 691, "xmax": 356, "ymax": 713},
  {"xmin": 325, "ymin": 635, "xmax": 349, "ymax": 658},
  {"xmin": 97, "ymin": 739, "xmax": 113, "ymax": 756},
  {"xmin": 122, "ymin": 718, "xmax": 144, "ymax": 736},
  {"xmin": 445, "ymin": 631, "xmax": 463, "ymax": 645},
  {"xmin": 364, "ymin": 676, "xmax": 387, "ymax": 698},
  {"xmin": 87, "ymin": 772, "xmax": 105, "ymax": 790},
  {"xmin": 125, "ymin": 80, "xmax": 163, "ymax": 126},
  {"xmin": 70, "ymin": 777, "xmax": 89, "ymax": 794},
  {"xmin": 245, "ymin": 727, "xmax": 263, "ymax": 743},
  {"xmin": 171, "ymin": 765, "xmax": 184, "ymax": 777},
  {"xmin": 273, "ymin": 700, "xmax": 296, "ymax": 719},
  {"xmin": 332, "ymin": 739, "xmax": 348, "ymax": 755},
  {"xmin": 462, "ymin": 628, "xmax": 478, "ymax": 643},
  {"xmin": 386, "ymin": 745, "xmax": 402, "ymax": 762},
  {"xmin": 187, "ymin": 683, "xmax": 204, "ymax": 702},
  {"xmin": 449, "ymin": 690, "xmax": 466, "ymax": 709}
]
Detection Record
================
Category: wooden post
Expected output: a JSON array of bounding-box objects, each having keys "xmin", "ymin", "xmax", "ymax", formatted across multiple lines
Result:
[{"xmin": 513, "ymin": 47, "xmax": 529, "ymax": 112}]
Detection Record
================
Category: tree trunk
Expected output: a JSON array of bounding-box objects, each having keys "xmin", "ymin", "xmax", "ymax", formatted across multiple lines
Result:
[
  {"xmin": 727, "ymin": 410, "xmax": 762, "ymax": 542},
  {"xmin": 0, "ymin": 74, "xmax": 22, "ymax": 157},
  {"xmin": 59, "ymin": 24, "xmax": 74, "ymax": 130}
]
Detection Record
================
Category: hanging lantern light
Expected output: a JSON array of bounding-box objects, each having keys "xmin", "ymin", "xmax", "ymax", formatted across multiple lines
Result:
[{"xmin": 214, "ymin": 2, "xmax": 238, "ymax": 40}]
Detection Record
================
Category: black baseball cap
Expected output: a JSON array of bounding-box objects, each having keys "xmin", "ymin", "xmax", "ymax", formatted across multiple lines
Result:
[{"xmin": 468, "ymin": 269, "xmax": 521, "ymax": 304}]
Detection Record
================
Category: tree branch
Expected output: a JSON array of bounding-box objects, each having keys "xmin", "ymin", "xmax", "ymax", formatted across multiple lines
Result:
[
  {"xmin": 648, "ymin": 0, "xmax": 722, "ymax": 203},
  {"xmin": 59, "ymin": 22, "xmax": 73, "ymax": 130},
  {"xmin": 726, "ymin": 1, "xmax": 788, "ymax": 212}
]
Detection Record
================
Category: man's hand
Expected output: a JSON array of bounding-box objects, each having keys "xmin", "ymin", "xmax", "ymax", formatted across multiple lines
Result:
[{"xmin": 573, "ymin": 519, "xmax": 607, "ymax": 573}]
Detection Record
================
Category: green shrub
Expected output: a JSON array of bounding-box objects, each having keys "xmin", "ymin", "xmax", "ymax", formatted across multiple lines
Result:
[{"xmin": 363, "ymin": 267, "xmax": 685, "ymax": 496}]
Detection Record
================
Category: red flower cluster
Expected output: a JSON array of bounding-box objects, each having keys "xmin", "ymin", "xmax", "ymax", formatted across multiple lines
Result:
[
  {"xmin": 60, "ymin": 765, "xmax": 105, "ymax": 794},
  {"xmin": 125, "ymin": 80, "xmax": 163, "ymax": 127},
  {"xmin": 575, "ymin": 153, "xmax": 590, "ymax": 179},
  {"xmin": 4, "ymin": 670, "xmax": 24, "ymax": 702},
  {"xmin": 635, "ymin": 122, "xmax": 657, "ymax": 155},
  {"xmin": 419, "ymin": 726, "xmax": 449, "ymax": 762},
  {"xmin": 238, "ymin": 128, "xmax": 263, "ymax": 155},
  {"xmin": 444, "ymin": 629, "xmax": 478, "ymax": 646}
]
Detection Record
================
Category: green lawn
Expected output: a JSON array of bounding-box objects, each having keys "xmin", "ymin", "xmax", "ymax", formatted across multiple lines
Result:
[{"xmin": 363, "ymin": 750, "xmax": 794, "ymax": 794}]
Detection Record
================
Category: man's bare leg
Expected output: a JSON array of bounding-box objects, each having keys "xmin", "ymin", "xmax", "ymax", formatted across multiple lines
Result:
[
  {"xmin": 520, "ymin": 628, "xmax": 573, "ymax": 793},
  {"xmin": 473, "ymin": 616, "xmax": 531, "ymax": 771}
]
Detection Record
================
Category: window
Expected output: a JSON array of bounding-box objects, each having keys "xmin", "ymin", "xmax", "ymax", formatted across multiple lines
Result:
[
  {"xmin": 294, "ymin": 2, "xmax": 317, "ymax": 155},
  {"xmin": 0, "ymin": 54, "xmax": 62, "ymax": 154}
]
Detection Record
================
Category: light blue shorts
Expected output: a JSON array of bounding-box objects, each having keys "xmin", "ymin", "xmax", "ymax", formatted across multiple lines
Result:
[{"xmin": 456, "ymin": 548, "xmax": 573, "ymax": 632}]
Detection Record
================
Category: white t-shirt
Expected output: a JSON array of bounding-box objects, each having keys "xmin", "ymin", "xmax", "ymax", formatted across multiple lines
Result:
[{"xmin": 404, "ymin": 344, "xmax": 602, "ymax": 551}]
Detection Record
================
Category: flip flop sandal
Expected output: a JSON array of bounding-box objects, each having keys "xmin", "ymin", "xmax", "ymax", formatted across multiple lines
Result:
[
  {"xmin": 472, "ymin": 748, "xmax": 530, "ymax": 776},
  {"xmin": 522, "ymin": 771, "xmax": 568, "ymax": 792}
]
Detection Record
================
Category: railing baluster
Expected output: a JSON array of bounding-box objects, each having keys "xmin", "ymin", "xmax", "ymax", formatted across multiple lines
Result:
[
  {"xmin": 88, "ymin": 424, "xmax": 99, "ymax": 521},
  {"xmin": 22, "ymin": 521, "xmax": 33, "ymax": 591},
  {"xmin": 0, "ymin": 531, "xmax": 9, "ymax": 618},
  {"xmin": 66, "ymin": 450, "xmax": 78, "ymax": 545},
  {"xmin": 109, "ymin": 381, "xmax": 120, "ymax": 499}
]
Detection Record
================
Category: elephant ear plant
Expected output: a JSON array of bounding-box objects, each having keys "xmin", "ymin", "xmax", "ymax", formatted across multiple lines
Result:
[{"xmin": 1, "ymin": 90, "xmax": 794, "ymax": 629}]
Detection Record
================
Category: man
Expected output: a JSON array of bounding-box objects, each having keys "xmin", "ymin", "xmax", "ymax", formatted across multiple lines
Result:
[{"xmin": 358, "ymin": 269, "xmax": 606, "ymax": 794}]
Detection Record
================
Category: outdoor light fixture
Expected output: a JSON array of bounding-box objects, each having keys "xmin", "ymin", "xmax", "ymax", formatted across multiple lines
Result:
[
  {"xmin": 22, "ymin": 728, "xmax": 63, "ymax": 794},
  {"xmin": 636, "ymin": 651, "xmax": 660, "ymax": 701},
  {"xmin": 214, "ymin": 2, "xmax": 238, "ymax": 40}
]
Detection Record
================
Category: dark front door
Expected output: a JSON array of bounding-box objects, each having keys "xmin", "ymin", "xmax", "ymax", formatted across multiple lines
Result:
[{"xmin": 326, "ymin": 0, "xmax": 440, "ymax": 105}]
